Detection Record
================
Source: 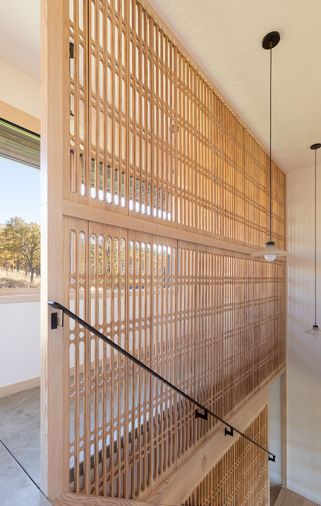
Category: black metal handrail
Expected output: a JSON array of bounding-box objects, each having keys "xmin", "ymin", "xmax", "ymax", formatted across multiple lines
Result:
[{"xmin": 48, "ymin": 300, "xmax": 276, "ymax": 462}]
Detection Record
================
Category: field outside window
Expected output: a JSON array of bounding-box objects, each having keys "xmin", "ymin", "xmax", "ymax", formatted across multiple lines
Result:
[{"xmin": 0, "ymin": 120, "xmax": 40, "ymax": 296}]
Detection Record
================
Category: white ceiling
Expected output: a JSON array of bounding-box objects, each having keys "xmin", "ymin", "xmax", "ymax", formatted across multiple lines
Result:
[
  {"xmin": 149, "ymin": 0, "xmax": 321, "ymax": 173},
  {"xmin": 0, "ymin": 0, "xmax": 320, "ymax": 172},
  {"xmin": 0, "ymin": 0, "xmax": 40, "ymax": 81}
]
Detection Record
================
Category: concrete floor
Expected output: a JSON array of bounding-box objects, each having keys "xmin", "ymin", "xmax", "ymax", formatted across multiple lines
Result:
[{"xmin": 0, "ymin": 387, "xmax": 51, "ymax": 505}]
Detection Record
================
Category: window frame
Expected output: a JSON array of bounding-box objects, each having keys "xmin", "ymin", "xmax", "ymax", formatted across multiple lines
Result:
[{"xmin": 0, "ymin": 101, "xmax": 40, "ymax": 303}]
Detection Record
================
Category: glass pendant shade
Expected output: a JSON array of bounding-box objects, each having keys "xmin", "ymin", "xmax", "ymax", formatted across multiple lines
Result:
[
  {"xmin": 251, "ymin": 240, "xmax": 287, "ymax": 263},
  {"xmin": 305, "ymin": 324, "xmax": 321, "ymax": 337},
  {"xmin": 265, "ymin": 253, "xmax": 277, "ymax": 262}
]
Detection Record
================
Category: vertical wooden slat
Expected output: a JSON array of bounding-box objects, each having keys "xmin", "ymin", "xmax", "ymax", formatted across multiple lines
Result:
[
  {"xmin": 65, "ymin": 0, "xmax": 286, "ymax": 248},
  {"xmin": 184, "ymin": 407, "xmax": 268, "ymax": 506},
  {"xmin": 48, "ymin": 0, "xmax": 287, "ymax": 501}
]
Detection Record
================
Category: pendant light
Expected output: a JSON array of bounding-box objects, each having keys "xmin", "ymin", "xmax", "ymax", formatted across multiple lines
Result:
[
  {"xmin": 306, "ymin": 143, "xmax": 321, "ymax": 336},
  {"xmin": 252, "ymin": 31, "xmax": 287, "ymax": 262}
]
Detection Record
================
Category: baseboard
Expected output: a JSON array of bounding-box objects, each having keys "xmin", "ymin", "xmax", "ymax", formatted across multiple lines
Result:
[
  {"xmin": 0, "ymin": 376, "xmax": 40, "ymax": 398},
  {"xmin": 0, "ymin": 361, "xmax": 104, "ymax": 399}
]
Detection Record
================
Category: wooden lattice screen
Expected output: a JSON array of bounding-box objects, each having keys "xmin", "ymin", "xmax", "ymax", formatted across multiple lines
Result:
[
  {"xmin": 184, "ymin": 407, "xmax": 268, "ymax": 506},
  {"xmin": 43, "ymin": 0, "xmax": 285, "ymax": 500},
  {"xmin": 68, "ymin": 0, "xmax": 285, "ymax": 248},
  {"xmin": 66, "ymin": 222, "xmax": 284, "ymax": 497}
]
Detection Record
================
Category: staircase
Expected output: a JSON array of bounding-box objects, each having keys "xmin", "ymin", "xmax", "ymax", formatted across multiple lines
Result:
[{"xmin": 54, "ymin": 487, "xmax": 321, "ymax": 506}]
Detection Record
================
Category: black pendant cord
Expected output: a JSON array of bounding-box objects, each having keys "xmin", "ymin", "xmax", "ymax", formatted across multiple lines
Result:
[
  {"xmin": 314, "ymin": 148, "xmax": 317, "ymax": 326},
  {"xmin": 269, "ymin": 45, "xmax": 273, "ymax": 241}
]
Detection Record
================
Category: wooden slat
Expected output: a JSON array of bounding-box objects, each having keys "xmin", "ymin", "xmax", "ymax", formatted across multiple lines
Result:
[
  {"xmin": 184, "ymin": 407, "xmax": 269, "ymax": 506},
  {"xmin": 144, "ymin": 382, "xmax": 273, "ymax": 505},
  {"xmin": 62, "ymin": 200, "xmax": 273, "ymax": 256},
  {"xmin": 65, "ymin": 216, "xmax": 285, "ymax": 498},
  {"xmin": 44, "ymin": 0, "xmax": 287, "ymax": 500},
  {"xmin": 65, "ymin": 0, "xmax": 286, "ymax": 250}
]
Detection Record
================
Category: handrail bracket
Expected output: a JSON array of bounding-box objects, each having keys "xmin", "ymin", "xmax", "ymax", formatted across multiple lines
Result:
[
  {"xmin": 49, "ymin": 305, "xmax": 64, "ymax": 330},
  {"xmin": 195, "ymin": 408, "xmax": 208, "ymax": 421},
  {"xmin": 224, "ymin": 426, "xmax": 234, "ymax": 437}
]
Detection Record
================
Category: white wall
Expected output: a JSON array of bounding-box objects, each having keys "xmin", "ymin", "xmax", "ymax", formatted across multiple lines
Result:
[
  {"xmin": 0, "ymin": 302, "xmax": 40, "ymax": 387},
  {"xmin": 0, "ymin": 57, "xmax": 40, "ymax": 117},
  {"xmin": 0, "ymin": 57, "xmax": 40, "ymax": 390},
  {"xmin": 269, "ymin": 376, "xmax": 282, "ymax": 485},
  {"xmin": 287, "ymin": 165, "xmax": 321, "ymax": 504}
]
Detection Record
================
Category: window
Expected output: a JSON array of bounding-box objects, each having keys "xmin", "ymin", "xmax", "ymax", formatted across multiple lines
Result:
[{"xmin": 0, "ymin": 119, "xmax": 40, "ymax": 295}]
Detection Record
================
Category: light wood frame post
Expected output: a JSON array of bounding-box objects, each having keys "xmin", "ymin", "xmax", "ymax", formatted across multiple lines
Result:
[
  {"xmin": 41, "ymin": 0, "xmax": 69, "ymax": 499},
  {"xmin": 281, "ymin": 371, "xmax": 287, "ymax": 487}
]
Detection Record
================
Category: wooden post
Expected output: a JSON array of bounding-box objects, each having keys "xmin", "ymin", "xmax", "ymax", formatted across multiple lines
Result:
[
  {"xmin": 281, "ymin": 371, "xmax": 287, "ymax": 487},
  {"xmin": 41, "ymin": 0, "xmax": 69, "ymax": 499}
]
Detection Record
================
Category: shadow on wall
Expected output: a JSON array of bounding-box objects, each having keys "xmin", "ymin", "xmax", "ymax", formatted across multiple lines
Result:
[{"xmin": 286, "ymin": 166, "xmax": 321, "ymax": 503}]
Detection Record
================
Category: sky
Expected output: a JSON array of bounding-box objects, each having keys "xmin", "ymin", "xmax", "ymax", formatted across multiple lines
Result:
[{"xmin": 0, "ymin": 156, "xmax": 40, "ymax": 224}]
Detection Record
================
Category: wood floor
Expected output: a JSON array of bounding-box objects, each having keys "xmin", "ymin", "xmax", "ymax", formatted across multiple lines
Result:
[
  {"xmin": 275, "ymin": 488, "xmax": 320, "ymax": 506},
  {"xmin": 271, "ymin": 486, "xmax": 282, "ymax": 505}
]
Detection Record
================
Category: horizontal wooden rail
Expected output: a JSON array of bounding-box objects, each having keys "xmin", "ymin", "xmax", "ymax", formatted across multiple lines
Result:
[
  {"xmin": 62, "ymin": 200, "xmax": 267, "ymax": 256},
  {"xmin": 48, "ymin": 300, "xmax": 276, "ymax": 463}
]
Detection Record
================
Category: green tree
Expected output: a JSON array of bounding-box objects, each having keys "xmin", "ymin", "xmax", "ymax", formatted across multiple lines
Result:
[
  {"xmin": 2, "ymin": 217, "xmax": 40, "ymax": 283},
  {"xmin": 0, "ymin": 223, "xmax": 15, "ymax": 271}
]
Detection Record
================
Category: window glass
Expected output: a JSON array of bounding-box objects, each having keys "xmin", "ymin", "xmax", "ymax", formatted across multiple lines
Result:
[{"xmin": 0, "ymin": 156, "xmax": 40, "ymax": 292}]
